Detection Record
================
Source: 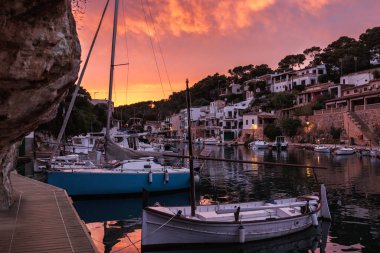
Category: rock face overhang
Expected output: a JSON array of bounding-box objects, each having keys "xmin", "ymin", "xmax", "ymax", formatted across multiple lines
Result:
[{"xmin": 0, "ymin": 0, "xmax": 81, "ymax": 209}]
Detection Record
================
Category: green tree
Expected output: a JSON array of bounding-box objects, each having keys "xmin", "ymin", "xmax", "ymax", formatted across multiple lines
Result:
[
  {"xmin": 250, "ymin": 64, "xmax": 273, "ymax": 77},
  {"xmin": 264, "ymin": 124, "xmax": 282, "ymax": 141},
  {"xmin": 269, "ymin": 92, "xmax": 295, "ymax": 110},
  {"xmin": 320, "ymin": 36, "xmax": 369, "ymax": 79},
  {"xmin": 37, "ymin": 85, "xmax": 107, "ymax": 137},
  {"xmin": 303, "ymin": 46, "xmax": 322, "ymax": 66},
  {"xmin": 278, "ymin": 54, "xmax": 306, "ymax": 71},
  {"xmin": 330, "ymin": 126, "xmax": 343, "ymax": 142},
  {"xmin": 359, "ymin": 27, "xmax": 380, "ymax": 64},
  {"xmin": 281, "ymin": 118, "xmax": 301, "ymax": 137}
]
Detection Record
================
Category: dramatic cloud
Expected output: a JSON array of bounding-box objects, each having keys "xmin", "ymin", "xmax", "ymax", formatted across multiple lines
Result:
[{"xmin": 75, "ymin": 0, "xmax": 380, "ymax": 105}]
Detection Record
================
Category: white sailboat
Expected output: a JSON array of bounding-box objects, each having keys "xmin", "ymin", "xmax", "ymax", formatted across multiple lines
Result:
[{"xmin": 47, "ymin": 0, "xmax": 192, "ymax": 196}]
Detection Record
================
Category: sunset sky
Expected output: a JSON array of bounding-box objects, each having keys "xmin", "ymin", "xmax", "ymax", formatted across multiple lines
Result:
[{"xmin": 74, "ymin": 0, "xmax": 380, "ymax": 106}]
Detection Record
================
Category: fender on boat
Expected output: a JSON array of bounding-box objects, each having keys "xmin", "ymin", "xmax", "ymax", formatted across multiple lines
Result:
[{"xmin": 320, "ymin": 184, "xmax": 332, "ymax": 220}]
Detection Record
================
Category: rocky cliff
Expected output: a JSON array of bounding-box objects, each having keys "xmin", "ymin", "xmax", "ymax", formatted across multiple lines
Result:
[{"xmin": 0, "ymin": 0, "xmax": 81, "ymax": 209}]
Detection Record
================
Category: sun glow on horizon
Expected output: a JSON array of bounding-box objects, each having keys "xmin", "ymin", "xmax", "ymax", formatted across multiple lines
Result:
[{"xmin": 74, "ymin": 0, "xmax": 380, "ymax": 106}]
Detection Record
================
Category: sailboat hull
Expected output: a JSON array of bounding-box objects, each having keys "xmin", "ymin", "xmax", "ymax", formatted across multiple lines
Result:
[
  {"xmin": 47, "ymin": 171, "xmax": 190, "ymax": 196},
  {"xmin": 142, "ymin": 208, "xmax": 314, "ymax": 248}
]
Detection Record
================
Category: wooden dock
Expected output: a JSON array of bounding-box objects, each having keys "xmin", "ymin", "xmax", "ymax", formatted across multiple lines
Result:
[{"xmin": 0, "ymin": 173, "xmax": 98, "ymax": 253}]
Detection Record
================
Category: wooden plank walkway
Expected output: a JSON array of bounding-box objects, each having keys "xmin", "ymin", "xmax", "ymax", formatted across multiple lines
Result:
[{"xmin": 0, "ymin": 173, "xmax": 98, "ymax": 253}]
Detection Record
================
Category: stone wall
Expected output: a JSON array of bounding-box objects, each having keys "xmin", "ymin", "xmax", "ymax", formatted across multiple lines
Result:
[
  {"xmin": 356, "ymin": 109, "xmax": 380, "ymax": 135},
  {"xmin": 309, "ymin": 112, "xmax": 344, "ymax": 131}
]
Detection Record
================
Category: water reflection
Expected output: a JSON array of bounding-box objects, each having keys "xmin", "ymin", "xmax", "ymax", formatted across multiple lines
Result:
[{"xmin": 74, "ymin": 146, "xmax": 380, "ymax": 253}]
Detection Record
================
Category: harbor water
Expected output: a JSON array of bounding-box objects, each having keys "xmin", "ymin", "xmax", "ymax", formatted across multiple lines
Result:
[{"xmin": 72, "ymin": 145, "xmax": 380, "ymax": 252}]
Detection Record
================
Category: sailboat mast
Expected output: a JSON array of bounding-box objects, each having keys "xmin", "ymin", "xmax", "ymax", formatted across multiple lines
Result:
[
  {"xmin": 186, "ymin": 79, "xmax": 196, "ymax": 216},
  {"xmin": 106, "ymin": 0, "xmax": 119, "ymax": 138},
  {"xmin": 105, "ymin": 0, "xmax": 119, "ymax": 159}
]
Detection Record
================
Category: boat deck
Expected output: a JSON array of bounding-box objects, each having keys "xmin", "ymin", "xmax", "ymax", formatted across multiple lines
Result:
[{"xmin": 0, "ymin": 173, "xmax": 97, "ymax": 253}]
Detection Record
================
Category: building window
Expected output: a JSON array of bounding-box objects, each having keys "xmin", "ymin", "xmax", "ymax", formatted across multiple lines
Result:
[
  {"xmin": 246, "ymin": 120, "xmax": 248, "ymax": 125},
  {"xmin": 318, "ymin": 69, "xmax": 324, "ymax": 74},
  {"xmin": 301, "ymin": 80, "xmax": 306, "ymax": 85},
  {"xmin": 311, "ymin": 79, "xmax": 316, "ymax": 85},
  {"xmin": 251, "ymin": 119, "xmax": 255, "ymax": 124}
]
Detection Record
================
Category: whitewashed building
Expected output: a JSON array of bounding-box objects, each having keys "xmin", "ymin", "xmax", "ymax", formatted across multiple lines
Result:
[
  {"xmin": 340, "ymin": 67, "xmax": 380, "ymax": 86},
  {"xmin": 221, "ymin": 98, "xmax": 252, "ymax": 141},
  {"xmin": 271, "ymin": 65, "xmax": 327, "ymax": 93}
]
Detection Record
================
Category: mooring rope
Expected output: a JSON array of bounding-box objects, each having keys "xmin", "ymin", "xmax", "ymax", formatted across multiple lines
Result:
[{"xmin": 111, "ymin": 212, "xmax": 177, "ymax": 253}]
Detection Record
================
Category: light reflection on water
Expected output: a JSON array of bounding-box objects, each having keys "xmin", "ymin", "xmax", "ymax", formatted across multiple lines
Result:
[{"xmin": 73, "ymin": 146, "xmax": 380, "ymax": 253}]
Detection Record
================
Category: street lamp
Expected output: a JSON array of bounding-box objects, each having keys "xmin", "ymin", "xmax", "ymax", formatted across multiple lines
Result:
[{"xmin": 251, "ymin": 123, "xmax": 257, "ymax": 140}]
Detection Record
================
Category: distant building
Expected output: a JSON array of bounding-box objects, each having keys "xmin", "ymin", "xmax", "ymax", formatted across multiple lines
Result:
[
  {"xmin": 144, "ymin": 121, "xmax": 161, "ymax": 134},
  {"xmin": 221, "ymin": 98, "xmax": 252, "ymax": 141},
  {"xmin": 90, "ymin": 99, "xmax": 114, "ymax": 112},
  {"xmin": 324, "ymin": 80, "xmax": 380, "ymax": 111},
  {"xmin": 219, "ymin": 82, "xmax": 243, "ymax": 97},
  {"xmin": 271, "ymin": 64, "xmax": 327, "ymax": 93},
  {"xmin": 242, "ymin": 111, "xmax": 277, "ymax": 140},
  {"xmin": 340, "ymin": 67, "xmax": 380, "ymax": 86}
]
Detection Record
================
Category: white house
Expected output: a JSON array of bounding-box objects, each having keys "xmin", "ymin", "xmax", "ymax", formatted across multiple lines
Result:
[
  {"xmin": 292, "ymin": 64, "xmax": 326, "ymax": 87},
  {"xmin": 221, "ymin": 99, "xmax": 252, "ymax": 141},
  {"xmin": 340, "ymin": 67, "xmax": 380, "ymax": 86},
  {"xmin": 205, "ymin": 100, "xmax": 225, "ymax": 138},
  {"xmin": 242, "ymin": 111, "xmax": 277, "ymax": 140},
  {"xmin": 271, "ymin": 64, "xmax": 327, "ymax": 93},
  {"xmin": 271, "ymin": 71, "xmax": 294, "ymax": 92}
]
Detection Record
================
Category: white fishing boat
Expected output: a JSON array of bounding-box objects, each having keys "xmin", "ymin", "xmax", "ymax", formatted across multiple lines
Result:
[
  {"xmin": 314, "ymin": 145, "xmax": 331, "ymax": 153},
  {"xmin": 194, "ymin": 138, "xmax": 204, "ymax": 145},
  {"xmin": 359, "ymin": 149, "xmax": 371, "ymax": 156},
  {"xmin": 204, "ymin": 137, "xmax": 218, "ymax": 145},
  {"xmin": 272, "ymin": 136, "xmax": 288, "ymax": 150},
  {"xmin": 335, "ymin": 147, "xmax": 355, "ymax": 155},
  {"xmin": 370, "ymin": 149, "xmax": 379, "ymax": 158},
  {"xmin": 142, "ymin": 184, "xmax": 331, "ymax": 248},
  {"xmin": 141, "ymin": 81, "xmax": 332, "ymax": 249},
  {"xmin": 250, "ymin": 140, "xmax": 269, "ymax": 150}
]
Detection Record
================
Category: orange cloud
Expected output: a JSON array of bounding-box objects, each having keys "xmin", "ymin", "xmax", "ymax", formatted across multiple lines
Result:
[{"xmin": 74, "ymin": 0, "xmax": 377, "ymax": 106}]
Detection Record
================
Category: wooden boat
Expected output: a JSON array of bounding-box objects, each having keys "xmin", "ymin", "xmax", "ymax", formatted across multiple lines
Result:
[
  {"xmin": 359, "ymin": 149, "xmax": 371, "ymax": 156},
  {"xmin": 314, "ymin": 145, "xmax": 331, "ymax": 153},
  {"xmin": 193, "ymin": 138, "xmax": 204, "ymax": 145},
  {"xmin": 271, "ymin": 136, "xmax": 288, "ymax": 150},
  {"xmin": 203, "ymin": 137, "xmax": 218, "ymax": 145},
  {"xmin": 250, "ymin": 140, "xmax": 269, "ymax": 150},
  {"xmin": 370, "ymin": 149, "xmax": 379, "ymax": 158},
  {"xmin": 142, "ymin": 221, "xmax": 330, "ymax": 253},
  {"xmin": 335, "ymin": 147, "xmax": 355, "ymax": 155},
  {"xmin": 141, "ymin": 81, "xmax": 331, "ymax": 249},
  {"xmin": 142, "ymin": 184, "xmax": 331, "ymax": 248}
]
